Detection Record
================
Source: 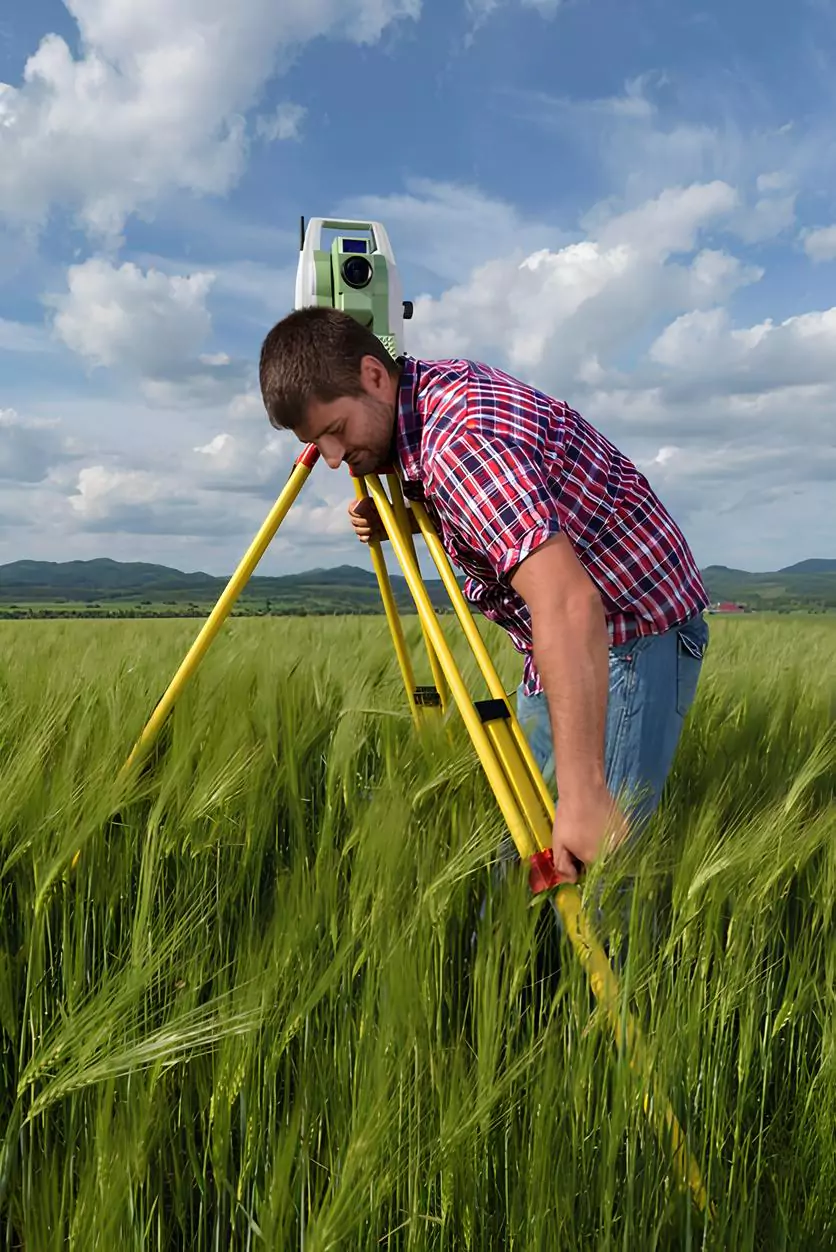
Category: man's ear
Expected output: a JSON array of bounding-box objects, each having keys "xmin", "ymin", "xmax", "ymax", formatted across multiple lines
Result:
[{"xmin": 360, "ymin": 354, "xmax": 390, "ymax": 395}]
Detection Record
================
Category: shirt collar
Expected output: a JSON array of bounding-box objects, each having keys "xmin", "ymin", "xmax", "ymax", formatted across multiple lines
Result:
[{"xmin": 393, "ymin": 355, "xmax": 423, "ymax": 485}]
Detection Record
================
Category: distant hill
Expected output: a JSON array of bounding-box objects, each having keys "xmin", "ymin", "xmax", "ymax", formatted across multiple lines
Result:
[
  {"xmin": 700, "ymin": 564, "xmax": 836, "ymax": 608},
  {"xmin": 778, "ymin": 559, "xmax": 836, "ymax": 574},
  {"xmin": 0, "ymin": 558, "xmax": 834, "ymax": 613},
  {"xmin": 0, "ymin": 558, "xmax": 219, "ymax": 595},
  {"xmin": 0, "ymin": 558, "xmax": 452, "ymax": 613},
  {"xmin": 0, "ymin": 558, "xmax": 378, "ymax": 596}
]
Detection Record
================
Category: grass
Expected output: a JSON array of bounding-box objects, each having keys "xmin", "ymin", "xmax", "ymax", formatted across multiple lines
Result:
[{"xmin": 0, "ymin": 613, "xmax": 833, "ymax": 1249}]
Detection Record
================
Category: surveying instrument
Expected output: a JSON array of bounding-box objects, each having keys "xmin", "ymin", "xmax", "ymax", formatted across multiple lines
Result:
[{"xmin": 85, "ymin": 216, "xmax": 712, "ymax": 1217}]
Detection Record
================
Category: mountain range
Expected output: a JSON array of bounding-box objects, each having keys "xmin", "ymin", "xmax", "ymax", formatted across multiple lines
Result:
[{"xmin": 0, "ymin": 557, "xmax": 834, "ymax": 611}]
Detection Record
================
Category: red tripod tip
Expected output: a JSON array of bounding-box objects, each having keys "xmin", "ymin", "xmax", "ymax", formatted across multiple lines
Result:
[
  {"xmin": 295, "ymin": 444, "xmax": 320, "ymax": 469},
  {"xmin": 528, "ymin": 848, "xmax": 568, "ymax": 894}
]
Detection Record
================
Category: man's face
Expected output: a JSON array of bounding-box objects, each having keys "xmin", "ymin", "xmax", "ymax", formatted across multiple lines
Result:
[{"xmin": 296, "ymin": 355, "xmax": 398, "ymax": 476}]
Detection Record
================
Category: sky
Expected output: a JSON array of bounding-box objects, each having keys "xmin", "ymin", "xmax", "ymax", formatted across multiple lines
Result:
[{"xmin": 0, "ymin": 0, "xmax": 834, "ymax": 577}]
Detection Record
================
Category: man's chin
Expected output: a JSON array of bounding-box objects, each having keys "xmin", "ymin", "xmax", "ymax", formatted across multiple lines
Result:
[{"xmin": 353, "ymin": 455, "xmax": 388, "ymax": 476}]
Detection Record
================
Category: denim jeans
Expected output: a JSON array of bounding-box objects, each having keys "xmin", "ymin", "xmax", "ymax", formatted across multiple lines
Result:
[
  {"xmin": 493, "ymin": 613, "xmax": 710, "ymax": 946},
  {"xmin": 516, "ymin": 612, "xmax": 710, "ymax": 837}
]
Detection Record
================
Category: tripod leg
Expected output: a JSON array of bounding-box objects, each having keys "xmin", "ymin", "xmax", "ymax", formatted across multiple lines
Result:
[
  {"xmin": 363, "ymin": 473, "xmax": 537, "ymax": 860},
  {"xmin": 385, "ymin": 473, "xmax": 450, "ymax": 714},
  {"xmin": 124, "ymin": 446, "xmax": 320, "ymax": 781},
  {"xmin": 410, "ymin": 498, "xmax": 553, "ymax": 818},
  {"xmin": 364, "ymin": 473, "xmax": 713, "ymax": 1219},
  {"xmin": 351, "ymin": 475, "xmax": 423, "ymax": 729},
  {"xmin": 70, "ymin": 445, "xmax": 322, "ymax": 872}
]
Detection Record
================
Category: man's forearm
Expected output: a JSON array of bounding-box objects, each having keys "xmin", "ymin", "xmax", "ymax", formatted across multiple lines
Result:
[{"xmin": 530, "ymin": 590, "xmax": 610, "ymax": 803}]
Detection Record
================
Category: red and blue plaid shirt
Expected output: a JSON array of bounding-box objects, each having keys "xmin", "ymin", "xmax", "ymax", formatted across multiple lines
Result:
[{"xmin": 394, "ymin": 355, "xmax": 709, "ymax": 697}]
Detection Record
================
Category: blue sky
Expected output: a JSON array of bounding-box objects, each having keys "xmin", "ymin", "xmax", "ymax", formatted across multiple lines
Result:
[{"xmin": 0, "ymin": 0, "xmax": 834, "ymax": 575}]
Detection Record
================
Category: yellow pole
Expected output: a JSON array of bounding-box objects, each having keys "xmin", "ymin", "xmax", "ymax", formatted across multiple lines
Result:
[
  {"xmin": 70, "ymin": 446, "xmax": 322, "ymax": 872},
  {"xmin": 411, "ymin": 499, "xmax": 554, "ymax": 817},
  {"xmin": 135, "ymin": 447, "xmax": 321, "ymax": 776},
  {"xmin": 385, "ymin": 473, "xmax": 449, "ymax": 713},
  {"xmin": 351, "ymin": 475, "xmax": 421, "ymax": 729},
  {"xmin": 363, "ymin": 473, "xmax": 537, "ymax": 859}
]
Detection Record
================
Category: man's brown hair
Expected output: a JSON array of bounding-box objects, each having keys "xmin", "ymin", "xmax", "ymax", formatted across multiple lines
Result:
[{"xmin": 259, "ymin": 306, "xmax": 400, "ymax": 431}]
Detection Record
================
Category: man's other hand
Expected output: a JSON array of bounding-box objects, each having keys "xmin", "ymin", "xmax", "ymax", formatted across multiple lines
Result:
[{"xmin": 348, "ymin": 497, "xmax": 385, "ymax": 544}]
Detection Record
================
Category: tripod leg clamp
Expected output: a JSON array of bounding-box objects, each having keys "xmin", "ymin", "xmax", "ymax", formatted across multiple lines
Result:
[{"xmin": 528, "ymin": 847, "xmax": 568, "ymax": 894}]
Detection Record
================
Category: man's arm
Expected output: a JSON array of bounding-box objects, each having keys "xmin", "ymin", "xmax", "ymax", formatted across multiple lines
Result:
[{"xmin": 510, "ymin": 534, "xmax": 625, "ymax": 880}]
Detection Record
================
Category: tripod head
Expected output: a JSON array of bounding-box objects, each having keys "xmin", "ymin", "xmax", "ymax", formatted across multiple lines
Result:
[{"xmin": 294, "ymin": 217, "xmax": 413, "ymax": 359}]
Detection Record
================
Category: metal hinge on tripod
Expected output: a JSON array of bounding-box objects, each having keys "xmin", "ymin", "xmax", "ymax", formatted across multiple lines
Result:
[
  {"xmin": 474, "ymin": 698, "xmax": 510, "ymax": 723},
  {"xmin": 413, "ymin": 686, "xmax": 442, "ymax": 707}
]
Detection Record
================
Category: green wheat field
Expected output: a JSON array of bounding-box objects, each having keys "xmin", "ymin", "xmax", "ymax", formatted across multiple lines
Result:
[{"xmin": 0, "ymin": 613, "xmax": 833, "ymax": 1250}]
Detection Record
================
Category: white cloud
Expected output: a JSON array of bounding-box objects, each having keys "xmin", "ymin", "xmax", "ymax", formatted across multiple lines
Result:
[
  {"xmin": 20, "ymin": 394, "xmax": 358, "ymax": 549},
  {"xmin": 228, "ymin": 392, "xmax": 268, "ymax": 422},
  {"xmin": 45, "ymin": 257, "xmax": 252, "ymax": 405},
  {"xmin": 525, "ymin": 73, "xmax": 662, "ymax": 122},
  {"xmin": 256, "ymin": 102, "xmax": 307, "ymax": 142},
  {"xmin": 140, "ymin": 366, "xmax": 252, "ymax": 409},
  {"xmin": 0, "ymin": 433, "xmax": 368, "ymax": 568},
  {"xmin": 336, "ymin": 178, "xmax": 563, "ymax": 287},
  {"xmin": 757, "ymin": 171, "xmax": 792, "ymax": 192},
  {"xmin": 629, "ymin": 429, "xmax": 836, "ymax": 537},
  {"xmin": 0, "ymin": 318, "xmax": 51, "ymax": 354},
  {"xmin": 69, "ymin": 465, "xmax": 163, "ymax": 520},
  {"xmin": 192, "ymin": 428, "xmax": 293, "ymax": 496},
  {"xmin": 208, "ymin": 260, "xmax": 296, "ymax": 316},
  {"xmin": 0, "ymin": 408, "xmax": 79, "ymax": 482},
  {"xmin": 467, "ymin": 0, "xmax": 562, "ymax": 18},
  {"xmin": 803, "ymin": 225, "xmax": 836, "ymax": 262},
  {"xmin": 648, "ymin": 306, "xmax": 836, "ymax": 396},
  {"xmin": 0, "ymin": 0, "xmax": 421, "ymax": 240},
  {"xmin": 731, "ymin": 191, "xmax": 797, "ymax": 244},
  {"xmin": 61, "ymin": 430, "xmax": 358, "ymax": 548},
  {"xmin": 637, "ymin": 441, "xmax": 836, "ymax": 497},
  {"xmin": 64, "ymin": 463, "xmax": 265, "ymax": 538},
  {"xmin": 126, "ymin": 253, "xmax": 297, "ymax": 320},
  {"xmin": 407, "ymin": 182, "xmax": 759, "ymax": 378},
  {"xmin": 48, "ymin": 259, "xmax": 213, "ymax": 373},
  {"xmin": 590, "ymin": 179, "xmax": 739, "ymax": 252},
  {"xmin": 189, "ymin": 425, "xmax": 362, "ymax": 533},
  {"xmin": 580, "ymin": 378, "xmax": 836, "ymax": 447},
  {"xmin": 507, "ymin": 77, "xmax": 816, "ymax": 247}
]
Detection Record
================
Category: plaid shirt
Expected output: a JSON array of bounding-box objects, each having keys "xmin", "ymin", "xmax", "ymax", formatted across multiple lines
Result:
[{"xmin": 393, "ymin": 355, "xmax": 709, "ymax": 697}]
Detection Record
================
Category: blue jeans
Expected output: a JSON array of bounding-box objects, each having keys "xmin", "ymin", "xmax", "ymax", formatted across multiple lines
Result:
[
  {"xmin": 488, "ymin": 614, "xmax": 709, "ymax": 953},
  {"xmin": 516, "ymin": 612, "xmax": 710, "ymax": 841}
]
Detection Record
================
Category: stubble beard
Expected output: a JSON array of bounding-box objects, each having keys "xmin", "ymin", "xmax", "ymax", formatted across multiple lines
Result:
[{"xmin": 358, "ymin": 395, "xmax": 396, "ymax": 475}]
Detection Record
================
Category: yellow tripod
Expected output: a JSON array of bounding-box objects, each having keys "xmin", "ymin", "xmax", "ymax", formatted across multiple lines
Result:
[{"xmin": 88, "ymin": 442, "xmax": 712, "ymax": 1218}]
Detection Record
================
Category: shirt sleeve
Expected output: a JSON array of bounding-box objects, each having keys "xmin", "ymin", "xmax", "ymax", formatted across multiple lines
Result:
[{"xmin": 430, "ymin": 422, "xmax": 563, "ymax": 582}]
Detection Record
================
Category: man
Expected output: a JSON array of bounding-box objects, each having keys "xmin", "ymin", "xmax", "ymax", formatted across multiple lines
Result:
[{"xmin": 259, "ymin": 306, "xmax": 709, "ymax": 884}]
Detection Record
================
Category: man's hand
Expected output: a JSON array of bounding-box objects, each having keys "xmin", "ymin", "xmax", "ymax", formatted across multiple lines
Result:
[
  {"xmin": 551, "ymin": 787, "xmax": 629, "ymax": 883},
  {"xmin": 348, "ymin": 497, "xmax": 385, "ymax": 544}
]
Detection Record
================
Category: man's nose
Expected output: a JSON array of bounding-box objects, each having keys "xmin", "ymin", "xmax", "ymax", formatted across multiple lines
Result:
[{"xmin": 318, "ymin": 436, "xmax": 343, "ymax": 470}]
